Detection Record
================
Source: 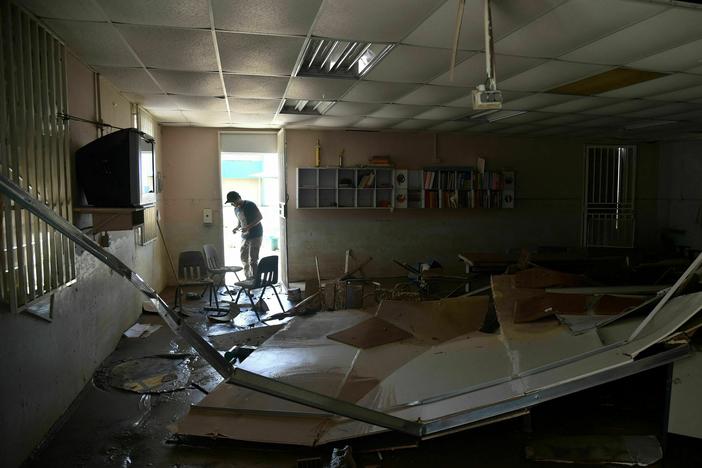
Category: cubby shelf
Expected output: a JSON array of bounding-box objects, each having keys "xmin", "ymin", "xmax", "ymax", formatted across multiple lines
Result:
[
  {"xmin": 296, "ymin": 166, "xmax": 515, "ymax": 210},
  {"xmin": 296, "ymin": 167, "xmax": 395, "ymax": 209}
]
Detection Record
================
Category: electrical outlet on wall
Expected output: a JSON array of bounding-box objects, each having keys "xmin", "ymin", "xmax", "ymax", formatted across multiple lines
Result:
[{"xmin": 203, "ymin": 208, "xmax": 213, "ymax": 225}]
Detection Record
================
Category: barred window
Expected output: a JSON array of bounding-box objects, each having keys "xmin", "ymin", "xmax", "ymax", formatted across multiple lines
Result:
[{"xmin": 0, "ymin": 2, "xmax": 75, "ymax": 313}]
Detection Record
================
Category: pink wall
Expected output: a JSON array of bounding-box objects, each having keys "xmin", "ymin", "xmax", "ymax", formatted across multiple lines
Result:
[
  {"xmin": 285, "ymin": 130, "xmax": 660, "ymax": 280},
  {"xmin": 157, "ymin": 127, "xmax": 659, "ymax": 283}
]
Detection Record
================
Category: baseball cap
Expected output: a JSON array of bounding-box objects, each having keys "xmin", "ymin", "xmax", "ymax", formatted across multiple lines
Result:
[{"xmin": 225, "ymin": 191, "xmax": 241, "ymax": 204}]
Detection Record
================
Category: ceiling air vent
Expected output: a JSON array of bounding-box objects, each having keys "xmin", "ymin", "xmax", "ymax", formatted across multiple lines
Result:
[
  {"xmin": 280, "ymin": 99, "xmax": 334, "ymax": 115},
  {"xmin": 296, "ymin": 37, "xmax": 393, "ymax": 79}
]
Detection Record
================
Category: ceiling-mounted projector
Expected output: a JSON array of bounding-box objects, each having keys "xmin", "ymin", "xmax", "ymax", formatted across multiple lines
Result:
[{"xmin": 472, "ymin": 84, "xmax": 502, "ymax": 110}]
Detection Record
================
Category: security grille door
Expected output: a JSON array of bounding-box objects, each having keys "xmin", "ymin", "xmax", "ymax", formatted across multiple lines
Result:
[{"xmin": 584, "ymin": 145, "xmax": 636, "ymax": 248}]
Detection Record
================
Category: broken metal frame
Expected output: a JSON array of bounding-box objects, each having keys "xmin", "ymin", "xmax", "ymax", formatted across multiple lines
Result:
[
  {"xmin": 0, "ymin": 172, "xmax": 421, "ymax": 437},
  {"xmin": 1, "ymin": 172, "xmax": 697, "ymax": 441}
]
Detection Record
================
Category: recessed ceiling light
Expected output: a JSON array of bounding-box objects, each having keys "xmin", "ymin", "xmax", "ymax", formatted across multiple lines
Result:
[
  {"xmin": 296, "ymin": 37, "xmax": 393, "ymax": 79},
  {"xmin": 280, "ymin": 99, "xmax": 334, "ymax": 115}
]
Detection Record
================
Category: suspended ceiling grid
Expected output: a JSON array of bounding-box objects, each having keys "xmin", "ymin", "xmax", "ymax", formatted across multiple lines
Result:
[{"xmin": 15, "ymin": 0, "xmax": 702, "ymax": 140}]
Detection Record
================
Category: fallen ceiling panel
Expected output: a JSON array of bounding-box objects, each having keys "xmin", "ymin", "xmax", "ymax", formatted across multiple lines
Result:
[{"xmin": 2, "ymin": 173, "xmax": 700, "ymax": 447}]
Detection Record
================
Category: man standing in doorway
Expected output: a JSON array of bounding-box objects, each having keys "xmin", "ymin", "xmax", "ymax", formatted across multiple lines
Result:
[{"xmin": 226, "ymin": 191, "xmax": 263, "ymax": 279}]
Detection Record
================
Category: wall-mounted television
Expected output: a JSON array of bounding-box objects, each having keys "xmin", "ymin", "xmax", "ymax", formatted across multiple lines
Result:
[{"xmin": 76, "ymin": 128, "xmax": 156, "ymax": 207}]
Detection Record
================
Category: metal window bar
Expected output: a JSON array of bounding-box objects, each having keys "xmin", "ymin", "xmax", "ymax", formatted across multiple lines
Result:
[
  {"xmin": 0, "ymin": 2, "xmax": 74, "ymax": 312},
  {"xmin": 583, "ymin": 145, "xmax": 636, "ymax": 248}
]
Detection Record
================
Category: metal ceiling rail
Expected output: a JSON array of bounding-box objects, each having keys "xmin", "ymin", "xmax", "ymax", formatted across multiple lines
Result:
[{"xmin": 0, "ymin": 172, "xmax": 422, "ymax": 438}]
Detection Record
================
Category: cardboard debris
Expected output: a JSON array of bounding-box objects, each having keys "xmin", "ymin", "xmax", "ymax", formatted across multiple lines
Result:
[
  {"xmin": 594, "ymin": 294, "xmax": 647, "ymax": 315},
  {"xmin": 327, "ymin": 317, "xmax": 413, "ymax": 349},
  {"xmin": 514, "ymin": 293, "xmax": 588, "ymax": 323},
  {"xmin": 513, "ymin": 267, "xmax": 585, "ymax": 289}
]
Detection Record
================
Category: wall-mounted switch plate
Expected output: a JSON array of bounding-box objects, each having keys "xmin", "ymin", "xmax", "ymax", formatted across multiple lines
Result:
[{"xmin": 203, "ymin": 208, "xmax": 213, "ymax": 224}]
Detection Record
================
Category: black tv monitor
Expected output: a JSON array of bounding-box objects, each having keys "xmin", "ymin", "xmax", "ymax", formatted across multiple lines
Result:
[{"xmin": 76, "ymin": 128, "xmax": 156, "ymax": 207}]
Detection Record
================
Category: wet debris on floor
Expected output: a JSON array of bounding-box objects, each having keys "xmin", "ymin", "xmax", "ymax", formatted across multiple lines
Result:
[
  {"xmin": 123, "ymin": 322, "xmax": 162, "ymax": 338},
  {"xmin": 102, "ymin": 354, "xmax": 193, "ymax": 394}
]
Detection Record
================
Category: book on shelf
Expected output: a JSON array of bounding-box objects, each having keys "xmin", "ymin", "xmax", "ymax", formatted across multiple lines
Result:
[
  {"xmin": 424, "ymin": 190, "xmax": 439, "ymax": 208},
  {"xmin": 357, "ymin": 172, "xmax": 375, "ymax": 188},
  {"xmin": 423, "ymin": 171, "xmax": 437, "ymax": 189}
]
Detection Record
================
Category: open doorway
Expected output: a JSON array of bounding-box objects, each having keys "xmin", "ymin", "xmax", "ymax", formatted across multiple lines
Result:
[{"xmin": 219, "ymin": 132, "xmax": 282, "ymax": 278}]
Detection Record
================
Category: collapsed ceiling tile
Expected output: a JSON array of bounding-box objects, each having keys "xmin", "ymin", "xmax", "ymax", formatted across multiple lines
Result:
[{"xmin": 549, "ymin": 68, "xmax": 667, "ymax": 96}]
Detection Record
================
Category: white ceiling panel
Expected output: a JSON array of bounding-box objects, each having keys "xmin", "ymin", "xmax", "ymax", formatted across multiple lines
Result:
[
  {"xmin": 97, "ymin": 0, "xmax": 210, "ymax": 28},
  {"xmin": 324, "ymin": 102, "xmax": 382, "ymax": 117},
  {"xmin": 583, "ymin": 99, "xmax": 664, "ymax": 116},
  {"xmin": 464, "ymin": 122, "xmax": 509, "ymax": 133},
  {"xmin": 432, "ymin": 54, "xmax": 545, "ymax": 87},
  {"xmin": 150, "ymin": 70, "xmax": 222, "ymax": 96},
  {"xmin": 562, "ymin": 8, "xmax": 702, "ymax": 65},
  {"xmin": 313, "ymin": 0, "xmax": 445, "ymax": 43},
  {"xmin": 123, "ymin": 93, "xmax": 179, "ymax": 109},
  {"xmin": 223, "ymin": 75, "xmax": 289, "ymax": 99},
  {"xmin": 405, "ymin": 0, "xmax": 567, "ymax": 50},
  {"xmin": 600, "ymin": 73, "xmax": 702, "ymax": 99},
  {"xmin": 365, "ymin": 46, "xmax": 471, "ymax": 84},
  {"xmin": 688, "ymin": 65, "xmax": 702, "ymax": 75},
  {"xmin": 273, "ymin": 114, "xmax": 316, "ymax": 124},
  {"xmin": 572, "ymin": 115, "xmax": 630, "ymax": 127},
  {"xmin": 45, "ymin": 20, "xmax": 139, "ymax": 67},
  {"xmin": 392, "ymin": 119, "xmax": 434, "ymax": 130},
  {"xmin": 501, "ymin": 93, "xmax": 575, "ymax": 111},
  {"xmin": 650, "ymin": 85, "xmax": 702, "ymax": 102},
  {"xmin": 369, "ymin": 104, "xmax": 432, "ymax": 119},
  {"xmin": 228, "ymin": 98, "xmax": 281, "ymax": 114},
  {"xmin": 183, "ymin": 110, "xmax": 230, "ymax": 125},
  {"xmin": 535, "ymin": 114, "xmax": 597, "ymax": 126},
  {"xmin": 217, "ymin": 32, "xmax": 304, "ymax": 75},
  {"xmin": 664, "ymin": 110, "xmax": 702, "ymax": 122},
  {"xmin": 118, "ymin": 25, "xmax": 217, "ymax": 71},
  {"xmin": 147, "ymin": 109, "xmax": 187, "ymax": 123},
  {"xmin": 621, "ymin": 102, "xmax": 701, "ymax": 119},
  {"xmin": 92, "ymin": 66, "xmax": 161, "ymax": 94},
  {"xmin": 171, "ymin": 95, "xmax": 228, "ymax": 111},
  {"xmin": 495, "ymin": 0, "xmax": 666, "ymax": 58},
  {"xmin": 494, "ymin": 124, "xmax": 542, "ymax": 135},
  {"xmin": 353, "ymin": 117, "xmax": 403, "ymax": 129},
  {"xmin": 499, "ymin": 61, "xmax": 608, "ymax": 92},
  {"xmin": 286, "ymin": 77, "xmax": 356, "ymax": 100},
  {"xmin": 395, "ymin": 85, "xmax": 470, "ymax": 105},
  {"xmin": 428, "ymin": 121, "xmax": 471, "ymax": 132},
  {"xmin": 628, "ymin": 38, "xmax": 702, "ymax": 73},
  {"xmin": 212, "ymin": 0, "xmax": 321, "ymax": 35},
  {"xmin": 414, "ymin": 107, "xmax": 471, "ymax": 120},
  {"xmin": 309, "ymin": 116, "xmax": 362, "ymax": 127},
  {"xmin": 16, "ymin": 0, "xmax": 105, "ymax": 20},
  {"xmin": 342, "ymin": 81, "xmax": 420, "ymax": 103},
  {"xmin": 228, "ymin": 113, "xmax": 276, "ymax": 124},
  {"xmin": 529, "ymin": 126, "xmax": 573, "ymax": 136},
  {"xmin": 540, "ymin": 96, "xmax": 614, "ymax": 113}
]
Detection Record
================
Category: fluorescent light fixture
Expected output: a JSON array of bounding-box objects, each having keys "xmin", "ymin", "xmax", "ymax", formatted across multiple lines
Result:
[
  {"xmin": 470, "ymin": 109, "xmax": 500, "ymax": 119},
  {"xmin": 281, "ymin": 99, "xmax": 334, "ymax": 116},
  {"xmin": 298, "ymin": 37, "xmax": 393, "ymax": 78},
  {"xmin": 624, "ymin": 120, "xmax": 676, "ymax": 130},
  {"xmin": 486, "ymin": 110, "xmax": 527, "ymax": 123}
]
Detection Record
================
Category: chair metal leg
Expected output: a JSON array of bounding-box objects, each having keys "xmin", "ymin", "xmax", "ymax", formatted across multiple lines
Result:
[
  {"xmin": 272, "ymin": 285, "xmax": 285, "ymax": 311},
  {"xmin": 174, "ymin": 285, "xmax": 182, "ymax": 311},
  {"xmin": 244, "ymin": 288, "xmax": 261, "ymax": 322}
]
